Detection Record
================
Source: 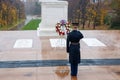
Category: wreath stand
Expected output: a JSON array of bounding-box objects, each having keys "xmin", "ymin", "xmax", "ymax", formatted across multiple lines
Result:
[{"xmin": 55, "ymin": 21, "xmax": 70, "ymax": 49}]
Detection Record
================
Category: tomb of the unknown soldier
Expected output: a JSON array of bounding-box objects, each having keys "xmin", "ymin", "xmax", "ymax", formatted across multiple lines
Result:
[{"xmin": 37, "ymin": 0, "xmax": 68, "ymax": 34}]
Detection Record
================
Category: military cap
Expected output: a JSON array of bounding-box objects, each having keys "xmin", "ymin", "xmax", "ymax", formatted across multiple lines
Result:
[{"xmin": 72, "ymin": 23, "xmax": 79, "ymax": 26}]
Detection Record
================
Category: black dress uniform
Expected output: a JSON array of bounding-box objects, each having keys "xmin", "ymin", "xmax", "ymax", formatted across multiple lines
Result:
[{"xmin": 66, "ymin": 24, "xmax": 83, "ymax": 76}]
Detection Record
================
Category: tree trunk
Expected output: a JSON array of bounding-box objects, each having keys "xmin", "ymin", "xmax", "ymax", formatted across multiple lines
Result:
[
  {"xmin": 88, "ymin": 20, "xmax": 91, "ymax": 28},
  {"xmin": 82, "ymin": 20, "xmax": 86, "ymax": 29},
  {"xmin": 93, "ymin": 17, "xmax": 96, "ymax": 29}
]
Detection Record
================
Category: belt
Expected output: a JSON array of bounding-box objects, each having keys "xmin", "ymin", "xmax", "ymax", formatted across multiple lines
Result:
[{"xmin": 71, "ymin": 42, "xmax": 79, "ymax": 45}]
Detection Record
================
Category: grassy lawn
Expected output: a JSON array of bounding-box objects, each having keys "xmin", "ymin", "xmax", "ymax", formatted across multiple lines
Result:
[{"xmin": 22, "ymin": 19, "xmax": 41, "ymax": 30}]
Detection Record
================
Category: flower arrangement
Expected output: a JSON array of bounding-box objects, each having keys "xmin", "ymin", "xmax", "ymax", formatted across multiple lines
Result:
[{"xmin": 55, "ymin": 20, "xmax": 71, "ymax": 36}]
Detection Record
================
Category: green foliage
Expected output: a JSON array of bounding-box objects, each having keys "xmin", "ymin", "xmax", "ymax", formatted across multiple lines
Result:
[
  {"xmin": 109, "ymin": 0, "xmax": 120, "ymax": 29},
  {"xmin": 0, "ymin": 0, "xmax": 25, "ymax": 30},
  {"xmin": 22, "ymin": 19, "xmax": 41, "ymax": 30},
  {"xmin": 110, "ymin": 17, "xmax": 120, "ymax": 29},
  {"xmin": 104, "ymin": 14, "xmax": 112, "ymax": 25}
]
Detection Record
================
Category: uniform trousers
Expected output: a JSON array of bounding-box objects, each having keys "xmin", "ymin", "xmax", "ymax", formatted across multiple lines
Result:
[{"xmin": 70, "ymin": 63, "xmax": 78, "ymax": 76}]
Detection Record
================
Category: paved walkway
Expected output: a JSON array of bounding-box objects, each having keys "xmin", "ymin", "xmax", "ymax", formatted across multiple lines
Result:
[{"xmin": 0, "ymin": 30, "xmax": 120, "ymax": 80}]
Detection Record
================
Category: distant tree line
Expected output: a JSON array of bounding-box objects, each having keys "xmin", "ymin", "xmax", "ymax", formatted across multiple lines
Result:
[
  {"xmin": 0, "ymin": 0, "xmax": 25, "ymax": 29},
  {"xmin": 24, "ymin": 0, "xmax": 41, "ymax": 15},
  {"xmin": 67, "ymin": 0, "xmax": 120, "ymax": 29},
  {"xmin": 110, "ymin": 0, "xmax": 120, "ymax": 29}
]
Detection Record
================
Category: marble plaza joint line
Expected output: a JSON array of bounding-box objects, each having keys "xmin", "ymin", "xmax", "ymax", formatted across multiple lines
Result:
[{"xmin": 0, "ymin": 59, "xmax": 120, "ymax": 68}]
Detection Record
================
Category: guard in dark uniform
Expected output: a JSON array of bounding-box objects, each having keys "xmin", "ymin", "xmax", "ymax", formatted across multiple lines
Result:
[{"xmin": 66, "ymin": 23, "xmax": 84, "ymax": 76}]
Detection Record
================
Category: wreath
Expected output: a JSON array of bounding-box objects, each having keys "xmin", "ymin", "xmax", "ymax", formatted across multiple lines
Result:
[{"xmin": 55, "ymin": 20, "xmax": 71, "ymax": 36}]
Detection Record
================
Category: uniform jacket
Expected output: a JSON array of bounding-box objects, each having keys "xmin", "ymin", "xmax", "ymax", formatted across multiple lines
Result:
[{"xmin": 66, "ymin": 30, "xmax": 83, "ymax": 64}]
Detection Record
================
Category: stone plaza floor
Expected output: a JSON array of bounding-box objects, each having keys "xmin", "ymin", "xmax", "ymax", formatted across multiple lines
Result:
[{"xmin": 0, "ymin": 30, "xmax": 120, "ymax": 80}]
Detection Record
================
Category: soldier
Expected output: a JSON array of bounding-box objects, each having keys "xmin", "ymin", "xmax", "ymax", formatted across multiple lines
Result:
[{"xmin": 66, "ymin": 23, "xmax": 84, "ymax": 76}]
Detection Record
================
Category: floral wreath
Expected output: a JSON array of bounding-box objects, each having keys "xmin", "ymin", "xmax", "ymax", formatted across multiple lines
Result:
[{"xmin": 55, "ymin": 20, "xmax": 71, "ymax": 36}]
